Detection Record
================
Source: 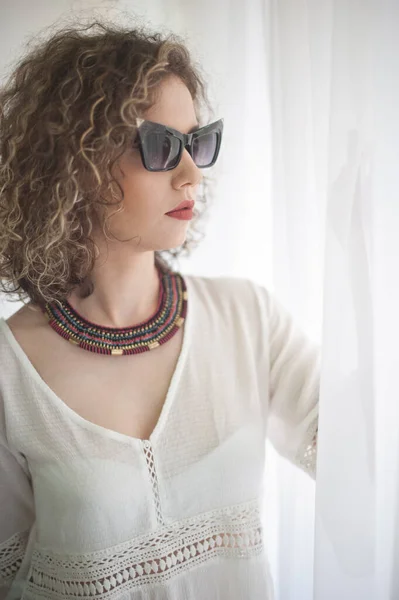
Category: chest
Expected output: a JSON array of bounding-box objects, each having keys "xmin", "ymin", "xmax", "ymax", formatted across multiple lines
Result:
[
  {"xmin": 4, "ymin": 304, "xmax": 269, "ymax": 553},
  {"xmin": 12, "ymin": 318, "xmax": 185, "ymax": 440}
]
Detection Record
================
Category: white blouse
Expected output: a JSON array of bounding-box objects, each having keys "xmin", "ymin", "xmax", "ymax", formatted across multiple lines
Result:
[{"xmin": 0, "ymin": 274, "xmax": 320, "ymax": 600}]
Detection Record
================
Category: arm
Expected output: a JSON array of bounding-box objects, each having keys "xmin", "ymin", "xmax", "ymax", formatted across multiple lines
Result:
[
  {"xmin": 0, "ymin": 434, "xmax": 35, "ymax": 599},
  {"xmin": 265, "ymin": 290, "xmax": 320, "ymax": 479}
]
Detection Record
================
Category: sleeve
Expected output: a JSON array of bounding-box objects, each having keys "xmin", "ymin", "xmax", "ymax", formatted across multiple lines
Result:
[
  {"xmin": 0, "ymin": 430, "xmax": 35, "ymax": 599},
  {"xmin": 264, "ymin": 289, "xmax": 320, "ymax": 480}
]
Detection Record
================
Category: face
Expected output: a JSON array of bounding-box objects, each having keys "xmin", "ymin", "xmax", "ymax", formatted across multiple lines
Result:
[{"xmin": 102, "ymin": 75, "xmax": 204, "ymax": 251}]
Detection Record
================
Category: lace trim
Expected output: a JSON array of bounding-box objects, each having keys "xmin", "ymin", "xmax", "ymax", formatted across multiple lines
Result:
[
  {"xmin": 0, "ymin": 529, "xmax": 29, "ymax": 586},
  {"xmin": 296, "ymin": 416, "xmax": 318, "ymax": 479},
  {"xmin": 142, "ymin": 440, "xmax": 164, "ymax": 525},
  {"xmin": 23, "ymin": 499, "xmax": 263, "ymax": 599}
]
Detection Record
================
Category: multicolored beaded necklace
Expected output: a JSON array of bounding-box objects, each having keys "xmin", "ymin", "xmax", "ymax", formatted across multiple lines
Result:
[{"xmin": 42, "ymin": 265, "xmax": 187, "ymax": 356}]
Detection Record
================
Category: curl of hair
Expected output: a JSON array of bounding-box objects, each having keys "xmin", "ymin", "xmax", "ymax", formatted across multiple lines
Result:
[{"xmin": 0, "ymin": 18, "xmax": 216, "ymax": 307}]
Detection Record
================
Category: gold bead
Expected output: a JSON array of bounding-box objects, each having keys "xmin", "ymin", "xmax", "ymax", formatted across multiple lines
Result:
[
  {"xmin": 68, "ymin": 337, "xmax": 79, "ymax": 345},
  {"xmin": 148, "ymin": 341, "xmax": 160, "ymax": 350},
  {"xmin": 183, "ymin": 291, "xmax": 188, "ymax": 300},
  {"xmin": 111, "ymin": 348, "xmax": 124, "ymax": 355},
  {"xmin": 176, "ymin": 316, "xmax": 184, "ymax": 327}
]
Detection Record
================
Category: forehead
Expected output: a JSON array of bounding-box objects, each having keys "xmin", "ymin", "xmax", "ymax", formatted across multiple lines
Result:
[{"xmin": 143, "ymin": 75, "xmax": 199, "ymax": 133}]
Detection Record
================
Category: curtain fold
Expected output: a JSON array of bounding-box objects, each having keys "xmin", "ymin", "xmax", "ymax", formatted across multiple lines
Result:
[{"xmin": 267, "ymin": 0, "xmax": 399, "ymax": 597}]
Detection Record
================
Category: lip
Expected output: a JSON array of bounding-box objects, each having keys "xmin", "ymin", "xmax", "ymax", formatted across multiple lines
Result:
[
  {"xmin": 166, "ymin": 208, "xmax": 194, "ymax": 221},
  {"xmin": 166, "ymin": 199, "xmax": 195, "ymax": 214}
]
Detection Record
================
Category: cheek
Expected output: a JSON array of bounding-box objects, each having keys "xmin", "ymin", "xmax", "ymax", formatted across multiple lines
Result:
[
  {"xmin": 121, "ymin": 173, "xmax": 168, "ymax": 221},
  {"xmin": 115, "ymin": 154, "xmax": 168, "ymax": 220}
]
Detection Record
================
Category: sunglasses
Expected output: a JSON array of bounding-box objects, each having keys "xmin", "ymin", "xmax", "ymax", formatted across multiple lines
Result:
[{"xmin": 134, "ymin": 117, "xmax": 224, "ymax": 172}]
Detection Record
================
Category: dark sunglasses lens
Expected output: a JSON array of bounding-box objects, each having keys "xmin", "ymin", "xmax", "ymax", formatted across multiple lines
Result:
[
  {"xmin": 144, "ymin": 133, "xmax": 181, "ymax": 170},
  {"xmin": 192, "ymin": 132, "xmax": 218, "ymax": 167}
]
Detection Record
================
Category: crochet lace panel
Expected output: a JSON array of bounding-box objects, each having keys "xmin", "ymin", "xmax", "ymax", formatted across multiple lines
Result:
[
  {"xmin": 23, "ymin": 499, "xmax": 263, "ymax": 599},
  {"xmin": 296, "ymin": 415, "xmax": 318, "ymax": 479},
  {"xmin": 142, "ymin": 440, "xmax": 164, "ymax": 525},
  {"xmin": 0, "ymin": 529, "xmax": 29, "ymax": 586}
]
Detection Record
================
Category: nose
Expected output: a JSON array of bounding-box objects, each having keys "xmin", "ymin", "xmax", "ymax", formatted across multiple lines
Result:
[{"xmin": 176, "ymin": 146, "xmax": 204, "ymax": 187}]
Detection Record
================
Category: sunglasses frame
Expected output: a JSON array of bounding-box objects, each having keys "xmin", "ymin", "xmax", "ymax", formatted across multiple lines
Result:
[{"xmin": 134, "ymin": 117, "xmax": 224, "ymax": 172}]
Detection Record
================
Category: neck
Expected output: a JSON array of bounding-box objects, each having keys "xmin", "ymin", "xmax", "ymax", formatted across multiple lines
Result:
[{"xmin": 67, "ymin": 244, "xmax": 161, "ymax": 329}]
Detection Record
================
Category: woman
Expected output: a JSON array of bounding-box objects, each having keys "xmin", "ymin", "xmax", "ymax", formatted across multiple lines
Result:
[{"xmin": 0, "ymin": 20, "xmax": 320, "ymax": 600}]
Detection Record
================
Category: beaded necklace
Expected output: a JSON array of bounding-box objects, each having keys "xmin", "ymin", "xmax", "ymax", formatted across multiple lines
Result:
[{"xmin": 42, "ymin": 265, "xmax": 187, "ymax": 356}]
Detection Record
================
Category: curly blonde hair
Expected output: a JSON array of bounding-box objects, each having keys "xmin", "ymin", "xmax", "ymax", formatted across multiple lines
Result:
[{"xmin": 0, "ymin": 19, "xmax": 215, "ymax": 308}]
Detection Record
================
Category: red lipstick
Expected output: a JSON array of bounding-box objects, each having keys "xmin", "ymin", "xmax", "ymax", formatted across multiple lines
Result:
[{"xmin": 165, "ymin": 199, "xmax": 195, "ymax": 221}]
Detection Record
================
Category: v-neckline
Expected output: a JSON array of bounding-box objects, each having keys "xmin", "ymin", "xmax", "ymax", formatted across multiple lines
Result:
[{"xmin": 0, "ymin": 275, "xmax": 193, "ymax": 448}]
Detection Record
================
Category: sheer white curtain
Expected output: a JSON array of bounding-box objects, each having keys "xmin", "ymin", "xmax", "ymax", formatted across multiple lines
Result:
[
  {"xmin": 1, "ymin": 1, "xmax": 398, "ymax": 599},
  {"xmin": 268, "ymin": 0, "xmax": 399, "ymax": 598}
]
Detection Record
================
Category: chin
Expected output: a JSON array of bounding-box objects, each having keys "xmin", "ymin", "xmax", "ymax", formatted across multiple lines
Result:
[
  {"xmin": 163, "ymin": 237, "xmax": 188, "ymax": 251},
  {"xmin": 148, "ymin": 230, "xmax": 188, "ymax": 252}
]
